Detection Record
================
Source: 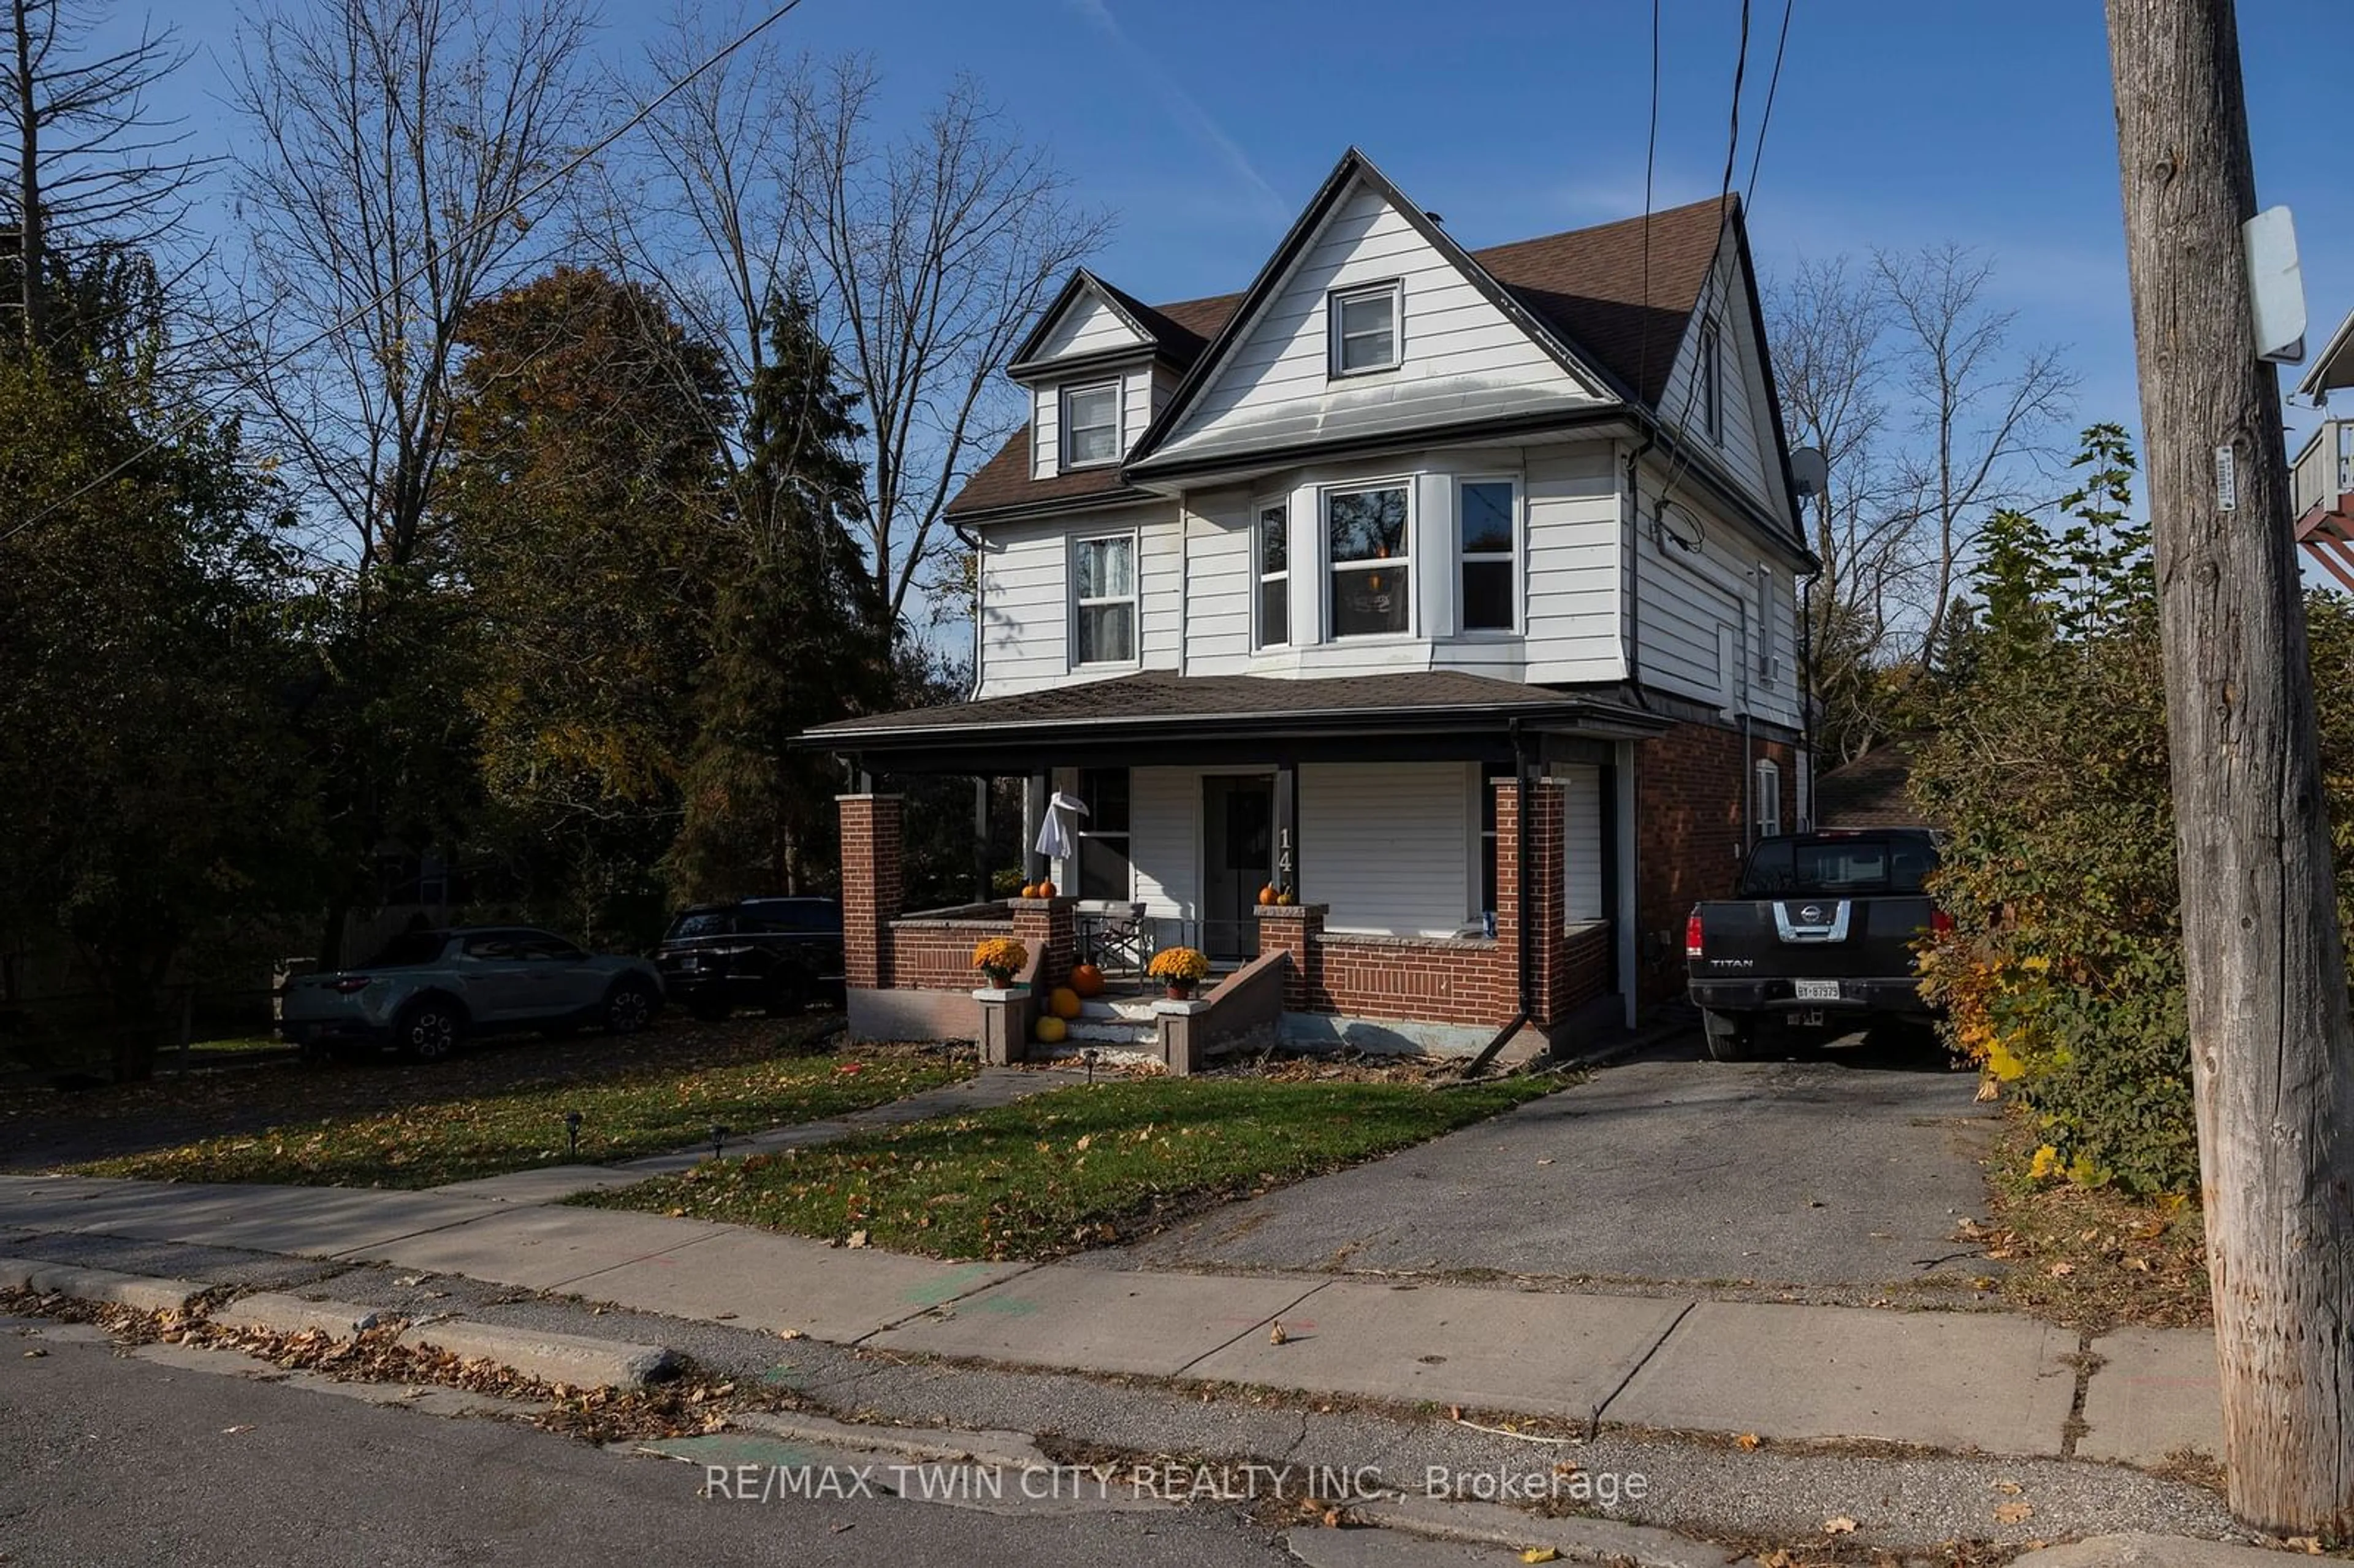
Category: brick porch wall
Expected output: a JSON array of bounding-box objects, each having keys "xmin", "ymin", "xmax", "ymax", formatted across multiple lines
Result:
[
  {"xmin": 1634, "ymin": 721, "xmax": 1795, "ymax": 1002},
  {"xmin": 888, "ymin": 918, "xmax": 1011, "ymax": 991},
  {"xmin": 838, "ymin": 794, "xmax": 902, "ymax": 991}
]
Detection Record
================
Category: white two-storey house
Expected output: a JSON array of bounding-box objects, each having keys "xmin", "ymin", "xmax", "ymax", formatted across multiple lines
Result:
[{"xmin": 812, "ymin": 149, "xmax": 1814, "ymax": 1054}]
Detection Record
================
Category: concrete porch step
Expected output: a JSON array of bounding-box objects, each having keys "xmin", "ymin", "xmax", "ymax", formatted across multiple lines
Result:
[
  {"xmin": 1065, "ymin": 1018, "xmax": 1158, "ymax": 1046},
  {"xmin": 1076, "ymin": 997, "xmax": 1161, "ymax": 1024}
]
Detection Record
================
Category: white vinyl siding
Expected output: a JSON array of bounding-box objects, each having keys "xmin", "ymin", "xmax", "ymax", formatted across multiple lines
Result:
[
  {"xmin": 1032, "ymin": 288, "xmax": 1149, "ymax": 362},
  {"xmin": 1656, "ymin": 242, "xmax": 1794, "ymax": 532},
  {"xmin": 1558, "ymin": 764, "xmax": 1604, "ymax": 923},
  {"xmin": 1520, "ymin": 447, "xmax": 1624, "ymax": 683},
  {"xmin": 1629, "ymin": 478, "xmax": 1804, "ymax": 731},
  {"xmin": 1183, "ymin": 487, "xmax": 1253, "ymax": 671},
  {"xmin": 1140, "ymin": 511, "xmax": 1183, "ymax": 670},
  {"xmin": 977, "ymin": 517, "xmax": 1071, "ymax": 694},
  {"xmin": 1129, "ymin": 766, "xmax": 1200, "ymax": 918},
  {"xmin": 1151, "ymin": 178, "xmax": 1599, "ymax": 466},
  {"xmin": 1030, "ymin": 387, "xmax": 1061, "ymax": 480},
  {"xmin": 1300, "ymin": 761, "xmax": 1474, "ymax": 936}
]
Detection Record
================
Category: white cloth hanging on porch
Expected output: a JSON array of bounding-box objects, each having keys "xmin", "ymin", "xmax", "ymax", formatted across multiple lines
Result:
[{"xmin": 1034, "ymin": 791, "xmax": 1089, "ymax": 860}]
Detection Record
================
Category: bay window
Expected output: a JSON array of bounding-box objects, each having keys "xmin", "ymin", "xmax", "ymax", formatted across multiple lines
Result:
[
  {"xmin": 1458, "ymin": 478, "xmax": 1518, "ymax": 632},
  {"xmin": 1326, "ymin": 484, "xmax": 1410, "ymax": 637},
  {"xmin": 1256, "ymin": 501, "xmax": 1289, "ymax": 648}
]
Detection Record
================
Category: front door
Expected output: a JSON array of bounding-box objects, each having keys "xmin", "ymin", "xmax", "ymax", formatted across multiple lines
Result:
[{"xmin": 1201, "ymin": 775, "xmax": 1274, "ymax": 961}]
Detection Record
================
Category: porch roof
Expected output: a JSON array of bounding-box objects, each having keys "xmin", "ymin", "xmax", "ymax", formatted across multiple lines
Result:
[{"xmin": 798, "ymin": 671, "xmax": 1669, "ymax": 774}]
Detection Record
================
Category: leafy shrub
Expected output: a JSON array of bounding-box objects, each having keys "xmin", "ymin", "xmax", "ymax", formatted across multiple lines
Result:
[{"xmin": 1912, "ymin": 426, "xmax": 2321, "ymax": 1196}]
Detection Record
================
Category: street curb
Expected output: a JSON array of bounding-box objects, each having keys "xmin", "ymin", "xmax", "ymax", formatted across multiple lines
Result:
[
  {"xmin": 211, "ymin": 1291, "xmax": 386, "ymax": 1339},
  {"xmin": 398, "ymin": 1319, "xmax": 677, "ymax": 1390},
  {"xmin": 0, "ymin": 1257, "xmax": 206, "ymax": 1315},
  {"xmin": 1355, "ymin": 1496, "xmax": 1724, "ymax": 1568},
  {"xmin": 730, "ymin": 1409, "xmax": 1050, "ymax": 1470}
]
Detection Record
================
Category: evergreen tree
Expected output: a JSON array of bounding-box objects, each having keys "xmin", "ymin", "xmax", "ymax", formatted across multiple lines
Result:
[{"xmin": 672, "ymin": 290, "xmax": 891, "ymax": 898}]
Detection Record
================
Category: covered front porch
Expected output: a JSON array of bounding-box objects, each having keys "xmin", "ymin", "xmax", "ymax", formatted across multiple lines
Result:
[{"xmin": 806, "ymin": 671, "xmax": 1666, "ymax": 1056}]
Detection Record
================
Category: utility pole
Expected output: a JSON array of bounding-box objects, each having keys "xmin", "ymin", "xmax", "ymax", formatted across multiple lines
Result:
[{"xmin": 2106, "ymin": 0, "xmax": 2354, "ymax": 1534}]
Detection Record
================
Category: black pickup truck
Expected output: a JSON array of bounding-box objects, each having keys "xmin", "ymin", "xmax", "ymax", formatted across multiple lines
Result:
[{"xmin": 1685, "ymin": 828, "xmax": 1947, "ymax": 1061}]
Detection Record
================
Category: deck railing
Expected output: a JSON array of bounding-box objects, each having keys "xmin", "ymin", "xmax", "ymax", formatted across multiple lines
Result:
[{"xmin": 2293, "ymin": 419, "xmax": 2354, "ymax": 524}]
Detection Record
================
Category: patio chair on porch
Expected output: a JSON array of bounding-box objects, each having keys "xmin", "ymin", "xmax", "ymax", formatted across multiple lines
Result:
[{"xmin": 1074, "ymin": 900, "xmax": 1153, "ymax": 981}]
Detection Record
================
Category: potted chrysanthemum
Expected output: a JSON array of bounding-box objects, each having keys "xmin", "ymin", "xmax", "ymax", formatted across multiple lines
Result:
[
  {"xmin": 972, "ymin": 936, "xmax": 1029, "ymax": 989},
  {"xmin": 1146, "ymin": 945, "xmax": 1210, "ymax": 1000}
]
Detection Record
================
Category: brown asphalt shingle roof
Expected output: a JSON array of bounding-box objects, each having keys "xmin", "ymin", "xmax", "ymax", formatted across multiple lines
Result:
[
  {"xmin": 804, "ymin": 669, "xmax": 1618, "ymax": 739},
  {"xmin": 946, "ymin": 197, "xmax": 1730, "ymax": 520},
  {"xmin": 1813, "ymin": 740, "xmax": 1934, "ymax": 829}
]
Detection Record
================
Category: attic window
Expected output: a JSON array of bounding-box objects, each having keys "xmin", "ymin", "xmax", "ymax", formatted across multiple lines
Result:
[
  {"xmin": 1699, "ymin": 319, "xmax": 1723, "ymax": 442},
  {"xmin": 1062, "ymin": 381, "xmax": 1121, "ymax": 469},
  {"xmin": 1329, "ymin": 281, "xmax": 1402, "ymax": 376}
]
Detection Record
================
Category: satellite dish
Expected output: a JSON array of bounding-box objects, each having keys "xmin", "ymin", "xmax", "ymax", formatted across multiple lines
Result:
[{"xmin": 1789, "ymin": 446, "xmax": 1829, "ymax": 498}]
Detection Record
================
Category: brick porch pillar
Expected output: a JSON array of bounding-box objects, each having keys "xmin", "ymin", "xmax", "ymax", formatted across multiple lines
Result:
[
  {"xmin": 1493, "ymin": 778, "xmax": 1569, "ymax": 1026},
  {"xmin": 1010, "ymin": 896, "xmax": 1075, "ymax": 992},
  {"xmin": 1255, "ymin": 903, "xmax": 1327, "ymax": 1012},
  {"xmin": 838, "ymin": 794, "xmax": 903, "ymax": 991}
]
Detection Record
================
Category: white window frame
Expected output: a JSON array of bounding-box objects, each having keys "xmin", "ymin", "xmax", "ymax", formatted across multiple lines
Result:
[
  {"xmin": 1698, "ymin": 319, "xmax": 1724, "ymax": 443},
  {"xmin": 1456, "ymin": 476, "xmax": 1522, "ymax": 635},
  {"xmin": 1254, "ymin": 500, "xmax": 1290, "ymax": 650},
  {"xmin": 1060, "ymin": 379, "xmax": 1122, "ymax": 471},
  {"xmin": 1328, "ymin": 280, "xmax": 1403, "ymax": 377},
  {"xmin": 1754, "ymin": 759, "xmax": 1782, "ymax": 841},
  {"xmin": 1323, "ymin": 481, "xmax": 1414, "ymax": 640},
  {"xmin": 1070, "ymin": 531, "xmax": 1139, "ymax": 668}
]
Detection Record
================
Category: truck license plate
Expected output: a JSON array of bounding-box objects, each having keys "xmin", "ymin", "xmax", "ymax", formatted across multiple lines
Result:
[{"xmin": 1794, "ymin": 980, "xmax": 1841, "ymax": 1002}]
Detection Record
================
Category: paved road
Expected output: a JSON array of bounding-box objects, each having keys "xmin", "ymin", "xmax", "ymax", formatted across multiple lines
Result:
[
  {"xmin": 1112, "ymin": 1032, "xmax": 1999, "ymax": 1295},
  {"xmin": 0, "ymin": 1314, "xmax": 1298, "ymax": 1568}
]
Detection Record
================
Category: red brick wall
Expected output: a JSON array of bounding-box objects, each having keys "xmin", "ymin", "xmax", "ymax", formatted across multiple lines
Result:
[
  {"xmin": 1561, "ymin": 923, "xmax": 1611, "ymax": 1013},
  {"xmin": 1008, "ymin": 897, "xmax": 1075, "ymax": 992},
  {"xmin": 1634, "ymin": 721, "xmax": 1795, "ymax": 1001},
  {"xmin": 838, "ymin": 794, "xmax": 902, "ymax": 991},
  {"xmin": 887, "ymin": 920, "xmax": 1010, "ymax": 991}
]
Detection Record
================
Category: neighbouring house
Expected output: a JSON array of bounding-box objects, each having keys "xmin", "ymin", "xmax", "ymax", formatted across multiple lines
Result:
[
  {"xmin": 1811, "ymin": 740, "xmax": 1931, "ymax": 831},
  {"xmin": 802, "ymin": 148, "xmax": 1816, "ymax": 1061}
]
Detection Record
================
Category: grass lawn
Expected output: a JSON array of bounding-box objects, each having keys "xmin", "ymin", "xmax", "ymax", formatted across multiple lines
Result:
[
  {"xmin": 68, "ymin": 1027, "xmax": 973, "ymax": 1190},
  {"xmin": 578, "ymin": 1071, "xmax": 1566, "ymax": 1261}
]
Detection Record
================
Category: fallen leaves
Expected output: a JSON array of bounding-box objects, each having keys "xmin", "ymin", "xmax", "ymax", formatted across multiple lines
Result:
[
  {"xmin": 1735, "ymin": 1432, "xmax": 1761, "ymax": 1452},
  {"xmin": 1994, "ymin": 1501, "xmax": 2035, "ymax": 1525},
  {"xmin": 1520, "ymin": 1550, "xmax": 1559, "ymax": 1564},
  {"xmin": 1268, "ymin": 1322, "xmax": 1287, "ymax": 1345},
  {"xmin": 1823, "ymin": 1517, "xmax": 1857, "ymax": 1536}
]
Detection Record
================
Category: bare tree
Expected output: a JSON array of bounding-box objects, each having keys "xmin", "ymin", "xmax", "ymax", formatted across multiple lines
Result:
[
  {"xmin": 1873, "ymin": 243, "xmax": 2078, "ymax": 664},
  {"xmin": 2, "ymin": 0, "xmax": 205, "ymax": 349},
  {"xmin": 229, "ymin": 0, "xmax": 595, "ymax": 578},
  {"xmin": 1766, "ymin": 246, "xmax": 2079, "ymax": 759},
  {"xmin": 789, "ymin": 58, "xmax": 1110, "ymax": 628}
]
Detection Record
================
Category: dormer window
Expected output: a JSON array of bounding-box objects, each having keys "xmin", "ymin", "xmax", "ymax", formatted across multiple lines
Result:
[
  {"xmin": 1329, "ymin": 281, "xmax": 1402, "ymax": 376},
  {"xmin": 1061, "ymin": 381, "xmax": 1121, "ymax": 469}
]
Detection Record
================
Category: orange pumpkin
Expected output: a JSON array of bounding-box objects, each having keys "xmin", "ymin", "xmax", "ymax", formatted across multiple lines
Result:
[
  {"xmin": 1069, "ymin": 963, "xmax": 1106, "ymax": 998},
  {"xmin": 1048, "ymin": 986, "xmax": 1082, "ymax": 1019},
  {"xmin": 1257, "ymin": 884, "xmax": 1277, "ymax": 906},
  {"xmin": 1036, "ymin": 879, "xmax": 1056, "ymax": 899},
  {"xmin": 1017, "ymin": 882, "xmax": 1037, "ymax": 899}
]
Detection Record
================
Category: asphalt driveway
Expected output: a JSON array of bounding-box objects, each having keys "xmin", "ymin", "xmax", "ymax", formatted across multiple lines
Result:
[{"xmin": 1107, "ymin": 1031, "xmax": 2003, "ymax": 1300}]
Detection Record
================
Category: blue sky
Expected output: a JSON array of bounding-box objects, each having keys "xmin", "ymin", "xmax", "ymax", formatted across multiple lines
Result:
[{"xmin": 128, "ymin": 0, "xmax": 2354, "ymax": 476}]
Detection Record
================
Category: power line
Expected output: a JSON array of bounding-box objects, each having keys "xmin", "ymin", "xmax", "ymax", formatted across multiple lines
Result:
[
  {"xmin": 1633, "ymin": 0, "xmax": 1662, "ymax": 403},
  {"xmin": 1745, "ymin": 0, "xmax": 1795, "ymax": 209},
  {"xmin": 1656, "ymin": 0, "xmax": 1753, "ymax": 512},
  {"xmin": 0, "ymin": 0, "xmax": 814, "ymax": 552}
]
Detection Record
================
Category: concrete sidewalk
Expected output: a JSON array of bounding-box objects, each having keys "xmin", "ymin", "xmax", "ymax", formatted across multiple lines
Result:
[{"xmin": 0, "ymin": 1166, "xmax": 2222, "ymax": 1468}]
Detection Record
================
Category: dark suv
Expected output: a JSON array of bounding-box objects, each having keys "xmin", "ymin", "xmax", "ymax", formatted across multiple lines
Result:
[{"xmin": 652, "ymin": 897, "xmax": 845, "ymax": 1021}]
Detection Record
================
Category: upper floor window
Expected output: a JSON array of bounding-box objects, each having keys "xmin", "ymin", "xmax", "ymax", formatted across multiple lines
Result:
[
  {"xmin": 1698, "ymin": 319, "xmax": 1723, "ymax": 442},
  {"xmin": 1062, "ymin": 381, "xmax": 1121, "ymax": 469},
  {"xmin": 1458, "ymin": 479, "xmax": 1518, "ymax": 633},
  {"xmin": 1072, "ymin": 533, "xmax": 1137, "ymax": 665},
  {"xmin": 1256, "ymin": 501, "xmax": 1290, "ymax": 649},
  {"xmin": 1327, "ymin": 484, "xmax": 1410, "ymax": 637},
  {"xmin": 1329, "ymin": 281, "xmax": 1402, "ymax": 376}
]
